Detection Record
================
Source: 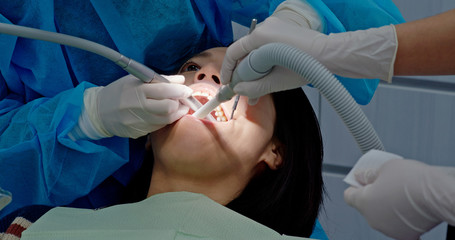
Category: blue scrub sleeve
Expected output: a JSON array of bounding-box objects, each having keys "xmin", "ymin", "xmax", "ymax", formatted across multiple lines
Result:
[{"xmin": 0, "ymin": 82, "xmax": 129, "ymax": 218}]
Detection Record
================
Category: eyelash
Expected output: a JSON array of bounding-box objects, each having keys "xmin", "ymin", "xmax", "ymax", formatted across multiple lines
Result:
[{"xmin": 180, "ymin": 62, "xmax": 200, "ymax": 73}]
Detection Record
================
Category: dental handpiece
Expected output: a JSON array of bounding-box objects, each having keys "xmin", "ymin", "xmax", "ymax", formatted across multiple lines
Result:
[
  {"xmin": 0, "ymin": 22, "xmax": 201, "ymax": 112},
  {"xmin": 192, "ymin": 50, "xmax": 271, "ymax": 119}
]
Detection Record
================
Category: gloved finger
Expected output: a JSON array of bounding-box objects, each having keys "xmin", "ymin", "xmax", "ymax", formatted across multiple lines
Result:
[
  {"xmin": 344, "ymin": 186, "xmax": 364, "ymax": 208},
  {"xmin": 233, "ymin": 81, "xmax": 271, "ymax": 100},
  {"xmin": 167, "ymin": 104, "xmax": 190, "ymax": 122},
  {"xmin": 233, "ymin": 66, "xmax": 308, "ymax": 99},
  {"xmin": 144, "ymin": 105, "xmax": 190, "ymax": 133},
  {"xmin": 142, "ymin": 98, "xmax": 181, "ymax": 115},
  {"xmin": 142, "ymin": 82, "xmax": 193, "ymax": 100},
  {"xmin": 354, "ymin": 168, "xmax": 379, "ymax": 186},
  {"xmin": 162, "ymin": 74, "xmax": 185, "ymax": 84},
  {"xmin": 147, "ymin": 104, "xmax": 190, "ymax": 126},
  {"xmin": 220, "ymin": 35, "xmax": 257, "ymax": 85}
]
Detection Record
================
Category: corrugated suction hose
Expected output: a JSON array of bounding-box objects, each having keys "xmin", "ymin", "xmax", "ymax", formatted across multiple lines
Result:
[{"xmin": 238, "ymin": 43, "xmax": 384, "ymax": 153}]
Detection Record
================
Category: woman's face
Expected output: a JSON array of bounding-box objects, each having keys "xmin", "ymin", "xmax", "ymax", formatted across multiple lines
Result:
[{"xmin": 149, "ymin": 47, "xmax": 281, "ymax": 191}]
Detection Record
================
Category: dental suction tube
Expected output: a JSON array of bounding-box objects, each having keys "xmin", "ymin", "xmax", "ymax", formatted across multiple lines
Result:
[{"xmin": 196, "ymin": 43, "xmax": 384, "ymax": 153}]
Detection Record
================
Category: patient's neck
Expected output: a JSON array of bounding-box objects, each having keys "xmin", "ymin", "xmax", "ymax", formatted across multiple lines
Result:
[{"xmin": 147, "ymin": 162, "xmax": 244, "ymax": 206}]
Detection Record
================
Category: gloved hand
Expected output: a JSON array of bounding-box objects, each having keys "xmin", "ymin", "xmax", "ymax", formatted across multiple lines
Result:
[
  {"xmin": 221, "ymin": 0, "xmax": 322, "ymax": 103},
  {"xmin": 221, "ymin": 0, "xmax": 398, "ymax": 101},
  {"xmin": 69, "ymin": 74, "xmax": 192, "ymax": 140},
  {"xmin": 344, "ymin": 159, "xmax": 455, "ymax": 240}
]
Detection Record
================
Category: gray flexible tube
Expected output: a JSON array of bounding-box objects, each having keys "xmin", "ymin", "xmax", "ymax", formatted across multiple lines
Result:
[
  {"xmin": 0, "ymin": 22, "xmax": 204, "ymax": 113},
  {"xmin": 236, "ymin": 43, "xmax": 384, "ymax": 154},
  {"xmin": 0, "ymin": 22, "xmax": 167, "ymax": 83}
]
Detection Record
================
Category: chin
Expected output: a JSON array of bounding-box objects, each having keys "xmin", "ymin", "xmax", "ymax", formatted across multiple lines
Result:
[
  {"xmin": 150, "ymin": 114, "xmax": 233, "ymax": 173},
  {"xmin": 150, "ymin": 114, "xmax": 223, "ymax": 154}
]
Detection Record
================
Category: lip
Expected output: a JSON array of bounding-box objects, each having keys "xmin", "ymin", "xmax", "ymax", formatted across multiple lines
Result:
[{"xmin": 181, "ymin": 114, "xmax": 230, "ymax": 128}]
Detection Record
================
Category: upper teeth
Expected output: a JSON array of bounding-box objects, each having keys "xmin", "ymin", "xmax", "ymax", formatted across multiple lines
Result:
[
  {"xmin": 192, "ymin": 91, "xmax": 227, "ymax": 122},
  {"xmin": 193, "ymin": 91, "xmax": 213, "ymax": 100}
]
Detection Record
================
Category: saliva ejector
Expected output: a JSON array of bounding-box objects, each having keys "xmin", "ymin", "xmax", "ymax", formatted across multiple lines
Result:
[
  {"xmin": 193, "ymin": 43, "xmax": 385, "ymax": 154},
  {"xmin": 0, "ymin": 22, "xmax": 202, "ymax": 112}
]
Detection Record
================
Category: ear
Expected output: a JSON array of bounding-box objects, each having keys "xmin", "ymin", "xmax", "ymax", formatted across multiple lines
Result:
[{"xmin": 260, "ymin": 140, "xmax": 283, "ymax": 170}]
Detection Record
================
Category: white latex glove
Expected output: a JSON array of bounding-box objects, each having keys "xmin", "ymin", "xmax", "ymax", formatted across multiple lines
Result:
[
  {"xmin": 69, "ymin": 74, "xmax": 192, "ymax": 140},
  {"xmin": 344, "ymin": 159, "xmax": 455, "ymax": 240},
  {"xmin": 221, "ymin": 0, "xmax": 398, "ymax": 101},
  {"xmin": 222, "ymin": 0, "xmax": 322, "ymax": 104}
]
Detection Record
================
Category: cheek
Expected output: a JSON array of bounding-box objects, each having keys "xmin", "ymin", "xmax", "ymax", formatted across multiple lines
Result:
[
  {"xmin": 182, "ymin": 72, "xmax": 195, "ymax": 86},
  {"xmin": 238, "ymin": 96, "xmax": 276, "ymax": 131},
  {"xmin": 225, "ymin": 119, "xmax": 274, "ymax": 165},
  {"xmin": 227, "ymin": 96, "xmax": 276, "ymax": 162},
  {"xmin": 149, "ymin": 119, "xmax": 239, "ymax": 177}
]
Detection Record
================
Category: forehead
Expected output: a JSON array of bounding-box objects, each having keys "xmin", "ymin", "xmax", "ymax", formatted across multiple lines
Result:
[{"xmin": 189, "ymin": 47, "xmax": 227, "ymax": 62}]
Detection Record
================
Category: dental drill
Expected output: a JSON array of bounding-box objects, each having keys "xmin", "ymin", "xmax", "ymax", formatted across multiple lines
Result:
[
  {"xmin": 0, "ymin": 22, "xmax": 202, "ymax": 112},
  {"xmin": 193, "ymin": 43, "xmax": 385, "ymax": 154}
]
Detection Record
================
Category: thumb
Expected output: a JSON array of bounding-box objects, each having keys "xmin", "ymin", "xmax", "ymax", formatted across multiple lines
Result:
[
  {"xmin": 162, "ymin": 74, "xmax": 185, "ymax": 84},
  {"xmin": 221, "ymin": 35, "xmax": 256, "ymax": 85},
  {"xmin": 344, "ymin": 186, "xmax": 364, "ymax": 208},
  {"xmin": 354, "ymin": 168, "xmax": 379, "ymax": 186},
  {"xmin": 233, "ymin": 80, "xmax": 272, "ymax": 100}
]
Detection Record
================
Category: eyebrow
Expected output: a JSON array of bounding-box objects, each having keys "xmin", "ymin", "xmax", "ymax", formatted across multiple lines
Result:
[
  {"xmin": 177, "ymin": 50, "xmax": 214, "ymax": 73},
  {"xmin": 191, "ymin": 51, "xmax": 212, "ymax": 60}
]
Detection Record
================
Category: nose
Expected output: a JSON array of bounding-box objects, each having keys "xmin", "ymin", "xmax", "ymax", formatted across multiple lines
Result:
[{"xmin": 195, "ymin": 64, "xmax": 221, "ymax": 85}]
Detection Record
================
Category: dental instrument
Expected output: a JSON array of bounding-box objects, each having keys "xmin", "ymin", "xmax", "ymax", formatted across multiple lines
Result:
[
  {"xmin": 229, "ymin": 91, "xmax": 240, "ymax": 120},
  {"xmin": 230, "ymin": 18, "xmax": 257, "ymax": 120},
  {"xmin": 193, "ymin": 43, "xmax": 384, "ymax": 154},
  {"xmin": 0, "ymin": 22, "xmax": 201, "ymax": 112}
]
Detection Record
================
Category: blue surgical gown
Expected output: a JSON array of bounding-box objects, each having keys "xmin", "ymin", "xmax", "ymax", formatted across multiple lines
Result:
[{"xmin": 0, "ymin": 0, "xmax": 404, "ymax": 219}]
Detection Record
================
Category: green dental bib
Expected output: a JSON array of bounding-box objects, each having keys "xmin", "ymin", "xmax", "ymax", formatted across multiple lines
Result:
[{"xmin": 22, "ymin": 192, "xmax": 312, "ymax": 240}]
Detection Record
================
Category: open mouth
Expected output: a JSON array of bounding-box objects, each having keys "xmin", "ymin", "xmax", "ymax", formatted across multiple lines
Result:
[{"xmin": 188, "ymin": 83, "xmax": 229, "ymax": 122}]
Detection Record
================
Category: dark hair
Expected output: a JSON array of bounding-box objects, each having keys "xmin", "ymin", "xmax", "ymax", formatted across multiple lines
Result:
[
  {"xmin": 123, "ymin": 87, "xmax": 324, "ymax": 238},
  {"xmin": 226, "ymin": 88, "xmax": 324, "ymax": 237}
]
